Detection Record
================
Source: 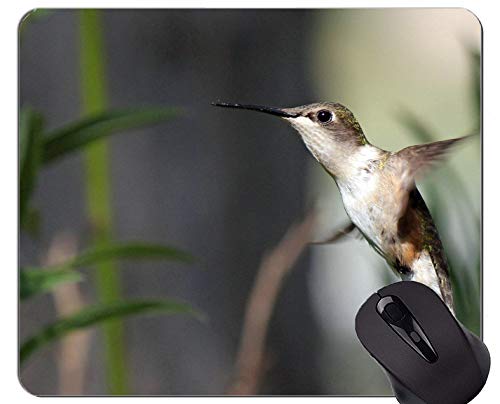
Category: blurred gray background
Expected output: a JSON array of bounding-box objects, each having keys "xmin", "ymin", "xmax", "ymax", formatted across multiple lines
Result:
[{"xmin": 19, "ymin": 9, "xmax": 481, "ymax": 396}]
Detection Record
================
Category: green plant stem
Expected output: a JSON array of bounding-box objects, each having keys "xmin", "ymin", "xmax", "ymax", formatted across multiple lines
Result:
[{"xmin": 79, "ymin": 10, "xmax": 129, "ymax": 395}]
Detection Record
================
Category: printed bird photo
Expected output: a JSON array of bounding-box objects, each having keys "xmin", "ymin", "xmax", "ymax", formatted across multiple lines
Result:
[{"xmin": 19, "ymin": 8, "xmax": 481, "ymax": 396}]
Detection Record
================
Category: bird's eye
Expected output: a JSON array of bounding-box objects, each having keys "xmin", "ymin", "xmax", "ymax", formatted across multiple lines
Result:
[{"xmin": 317, "ymin": 110, "xmax": 333, "ymax": 123}]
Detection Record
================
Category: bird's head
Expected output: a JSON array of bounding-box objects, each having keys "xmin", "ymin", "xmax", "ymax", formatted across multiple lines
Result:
[{"xmin": 212, "ymin": 101, "xmax": 370, "ymax": 174}]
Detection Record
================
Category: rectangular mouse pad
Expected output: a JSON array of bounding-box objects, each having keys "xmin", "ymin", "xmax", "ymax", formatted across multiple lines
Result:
[{"xmin": 18, "ymin": 8, "xmax": 481, "ymax": 396}]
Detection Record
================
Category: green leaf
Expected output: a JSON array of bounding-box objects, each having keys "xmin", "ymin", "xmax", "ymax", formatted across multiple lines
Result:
[
  {"xmin": 20, "ymin": 299, "xmax": 203, "ymax": 364},
  {"xmin": 70, "ymin": 243, "xmax": 194, "ymax": 267},
  {"xmin": 19, "ymin": 243, "xmax": 193, "ymax": 300},
  {"xmin": 466, "ymin": 47, "xmax": 480, "ymax": 130},
  {"xmin": 20, "ymin": 268, "xmax": 83, "ymax": 300},
  {"xmin": 19, "ymin": 109, "xmax": 44, "ymax": 223},
  {"xmin": 20, "ymin": 206, "xmax": 41, "ymax": 237},
  {"xmin": 397, "ymin": 109, "xmax": 435, "ymax": 143},
  {"xmin": 400, "ymin": 108, "xmax": 481, "ymax": 333},
  {"xmin": 21, "ymin": 243, "xmax": 193, "ymax": 300},
  {"xmin": 398, "ymin": 109, "xmax": 480, "ymax": 232},
  {"xmin": 425, "ymin": 184, "xmax": 480, "ymax": 336},
  {"xmin": 42, "ymin": 107, "xmax": 178, "ymax": 163}
]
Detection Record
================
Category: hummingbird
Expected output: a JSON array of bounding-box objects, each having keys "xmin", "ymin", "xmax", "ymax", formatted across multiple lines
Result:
[{"xmin": 213, "ymin": 101, "xmax": 472, "ymax": 312}]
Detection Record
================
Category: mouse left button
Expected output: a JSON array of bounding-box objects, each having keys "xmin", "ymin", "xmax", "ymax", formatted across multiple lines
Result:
[
  {"xmin": 385, "ymin": 302, "xmax": 405, "ymax": 322},
  {"xmin": 376, "ymin": 296, "xmax": 408, "ymax": 324}
]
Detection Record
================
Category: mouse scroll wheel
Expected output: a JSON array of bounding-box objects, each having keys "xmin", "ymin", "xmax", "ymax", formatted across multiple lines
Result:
[{"xmin": 384, "ymin": 302, "xmax": 405, "ymax": 322}]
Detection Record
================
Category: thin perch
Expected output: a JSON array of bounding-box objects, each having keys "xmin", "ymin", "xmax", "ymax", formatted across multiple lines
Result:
[{"xmin": 227, "ymin": 211, "xmax": 316, "ymax": 395}]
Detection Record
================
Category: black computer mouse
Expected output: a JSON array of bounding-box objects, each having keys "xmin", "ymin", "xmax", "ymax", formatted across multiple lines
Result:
[{"xmin": 355, "ymin": 281, "xmax": 490, "ymax": 404}]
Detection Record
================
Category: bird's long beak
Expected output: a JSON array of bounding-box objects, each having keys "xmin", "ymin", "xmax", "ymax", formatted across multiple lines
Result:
[{"xmin": 211, "ymin": 101, "xmax": 299, "ymax": 118}]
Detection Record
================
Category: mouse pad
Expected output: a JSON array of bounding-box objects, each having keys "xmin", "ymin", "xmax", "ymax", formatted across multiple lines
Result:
[{"xmin": 18, "ymin": 8, "xmax": 481, "ymax": 396}]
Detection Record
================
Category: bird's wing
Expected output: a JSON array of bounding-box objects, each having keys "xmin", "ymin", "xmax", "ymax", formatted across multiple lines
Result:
[
  {"xmin": 388, "ymin": 135, "xmax": 472, "ymax": 220},
  {"xmin": 310, "ymin": 221, "xmax": 362, "ymax": 245},
  {"xmin": 395, "ymin": 135, "xmax": 472, "ymax": 189}
]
